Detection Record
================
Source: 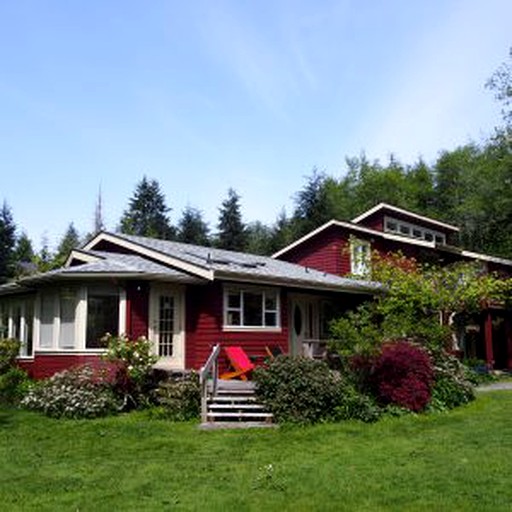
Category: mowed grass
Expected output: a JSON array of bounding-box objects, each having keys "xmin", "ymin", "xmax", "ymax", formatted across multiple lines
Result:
[{"xmin": 1, "ymin": 392, "xmax": 512, "ymax": 511}]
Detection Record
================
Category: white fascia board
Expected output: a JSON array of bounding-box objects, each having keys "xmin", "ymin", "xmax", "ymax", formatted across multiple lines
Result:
[
  {"xmin": 64, "ymin": 249, "xmax": 104, "ymax": 268},
  {"xmin": 271, "ymin": 220, "xmax": 378, "ymax": 259},
  {"xmin": 460, "ymin": 250, "xmax": 512, "ymax": 267},
  {"xmin": 352, "ymin": 203, "xmax": 460, "ymax": 232},
  {"xmin": 83, "ymin": 232, "xmax": 215, "ymax": 280}
]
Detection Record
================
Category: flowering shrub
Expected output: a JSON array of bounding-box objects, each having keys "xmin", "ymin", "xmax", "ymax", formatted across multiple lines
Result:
[
  {"xmin": 155, "ymin": 372, "xmax": 200, "ymax": 421},
  {"xmin": 369, "ymin": 341, "xmax": 434, "ymax": 412},
  {"xmin": 21, "ymin": 364, "xmax": 120, "ymax": 418},
  {"xmin": 101, "ymin": 334, "xmax": 158, "ymax": 408},
  {"xmin": 429, "ymin": 349, "xmax": 475, "ymax": 410}
]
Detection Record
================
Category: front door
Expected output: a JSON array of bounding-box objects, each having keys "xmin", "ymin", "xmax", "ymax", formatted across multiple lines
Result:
[
  {"xmin": 289, "ymin": 295, "xmax": 319, "ymax": 357},
  {"xmin": 149, "ymin": 285, "xmax": 185, "ymax": 369}
]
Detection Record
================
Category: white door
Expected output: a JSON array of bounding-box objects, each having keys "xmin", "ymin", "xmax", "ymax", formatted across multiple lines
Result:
[
  {"xmin": 149, "ymin": 285, "xmax": 185, "ymax": 369},
  {"xmin": 290, "ymin": 296, "xmax": 319, "ymax": 357}
]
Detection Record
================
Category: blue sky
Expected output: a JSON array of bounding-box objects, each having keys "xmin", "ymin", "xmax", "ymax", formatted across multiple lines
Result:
[{"xmin": 1, "ymin": 0, "xmax": 511, "ymax": 250}]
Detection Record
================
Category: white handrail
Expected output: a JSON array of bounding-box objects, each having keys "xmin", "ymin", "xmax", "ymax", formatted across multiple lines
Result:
[{"xmin": 199, "ymin": 344, "xmax": 221, "ymax": 422}]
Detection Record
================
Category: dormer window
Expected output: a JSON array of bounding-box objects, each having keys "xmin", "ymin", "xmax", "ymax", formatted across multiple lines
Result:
[{"xmin": 384, "ymin": 216, "xmax": 446, "ymax": 245}]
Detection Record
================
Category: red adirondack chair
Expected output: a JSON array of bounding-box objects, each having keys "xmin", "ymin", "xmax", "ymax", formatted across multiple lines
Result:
[{"xmin": 219, "ymin": 346, "xmax": 255, "ymax": 380}]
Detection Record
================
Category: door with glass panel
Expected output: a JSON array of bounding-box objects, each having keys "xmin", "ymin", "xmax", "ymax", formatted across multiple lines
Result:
[{"xmin": 149, "ymin": 286, "xmax": 184, "ymax": 369}]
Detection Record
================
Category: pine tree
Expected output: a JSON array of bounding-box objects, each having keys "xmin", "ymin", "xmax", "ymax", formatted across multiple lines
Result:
[
  {"xmin": 53, "ymin": 223, "xmax": 81, "ymax": 267},
  {"xmin": 13, "ymin": 232, "xmax": 37, "ymax": 277},
  {"xmin": 119, "ymin": 176, "xmax": 174, "ymax": 239},
  {"xmin": 216, "ymin": 188, "xmax": 247, "ymax": 251},
  {"xmin": 0, "ymin": 201, "xmax": 17, "ymax": 283},
  {"xmin": 177, "ymin": 206, "xmax": 210, "ymax": 246}
]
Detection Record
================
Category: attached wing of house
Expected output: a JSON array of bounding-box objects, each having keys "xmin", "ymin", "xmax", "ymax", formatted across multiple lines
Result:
[{"xmin": 0, "ymin": 231, "xmax": 383, "ymax": 378}]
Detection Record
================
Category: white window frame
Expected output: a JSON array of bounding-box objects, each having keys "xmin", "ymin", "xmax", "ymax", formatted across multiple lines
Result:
[
  {"xmin": 33, "ymin": 285, "xmax": 126, "ymax": 353},
  {"xmin": 350, "ymin": 237, "xmax": 371, "ymax": 276},
  {"xmin": 0, "ymin": 297, "xmax": 35, "ymax": 358},
  {"xmin": 384, "ymin": 216, "xmax": 446, "ymax": 245},
  {"xmin": 223, "ymin": 286, "xmax": 281, "ymax": 332}
]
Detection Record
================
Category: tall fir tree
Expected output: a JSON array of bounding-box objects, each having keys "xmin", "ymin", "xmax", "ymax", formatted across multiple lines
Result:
[
  {"xmin": 216, "ymin": 188, "xmax": 247, "ymax": 251},
  {"xmin": 119, "ymin": 176, "xmax": 174, "ymax": 239},
  {"xmin": 177, "ymin": 206, "xmax": 210, "ymax": 246},
  {"xmin": 0, "ymin": 201, "xmax": 17, "ymax": 283},
  {"xmin": 13, "ymin": 232, "xmax": 37, "ymax": 277},
  {"xmin": 53, "ymin": 223, "xmax": 81, "ymax": 267}
]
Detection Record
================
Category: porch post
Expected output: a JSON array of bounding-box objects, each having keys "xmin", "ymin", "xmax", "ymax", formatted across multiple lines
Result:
[
  {"xmin": 506, "ymin": 316, "xmax": 512, "ymax": 370},
  {"xmin": 484, "ymin": 311, "xmax": 494, "ymax": 370}
]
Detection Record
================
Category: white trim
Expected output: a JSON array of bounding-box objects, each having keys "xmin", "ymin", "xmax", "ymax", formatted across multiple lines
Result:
[
  {"xmin": 352, "ymin": 203, "xmax": 459, "ymax": 232},
  {"xmin": 83, "ymin": 232, "xmax": 214, "ymax": 281},
  {"xmin": 64, "ymin": 250, "xmax": 104, "ymax": 268},
  {"xmin": 149, "ymin": 284, "xmax": 186, "ymax": 370},
  {"xmin": 272, "ymin": 220, "xmax": 378, "ymax": 259},
  {"xmin": 460, "ymin": 250, "xmax": 512, "ymax": 267},
  {"xmin": 223, "ymin": 285, "xmax": 281, "ymax": 330},
  {"xmin": 384, "ymin": 216, "xmax": 446, "ymax": 245}
]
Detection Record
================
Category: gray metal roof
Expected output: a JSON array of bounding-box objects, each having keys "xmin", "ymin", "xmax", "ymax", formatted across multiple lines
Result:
[
  {"xmin": 106, "ymin": 233, "xmax": 383, "ymax": 294},
  {"xmin": 0, "ymin": 232, "xmax": 384, "ymax": 296}
]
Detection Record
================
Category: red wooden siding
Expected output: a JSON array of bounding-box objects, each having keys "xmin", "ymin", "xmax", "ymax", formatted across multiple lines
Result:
[
  {"xmin": 185, "ymin": 283, "xmax": 289, "ymax": 371},
  {"xmin": 276, "ymin": 225, "xmax": 349, "ymax": 275},
  {"xmin": 126, "ymin": 281, "xmax": 149, "ymax": 339},
  {"xmin": 20, "ymin": 354, "xmax": 103, "ymax": 379}
]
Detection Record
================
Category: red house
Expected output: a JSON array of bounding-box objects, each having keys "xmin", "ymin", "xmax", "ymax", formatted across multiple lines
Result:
[
  {"xmin": 273, "ymin": 203, "xmax": 512, "ymax": 369},
  {"xmin": 0, "ymin": 231, "xmax": 382, "ymax": 378}
]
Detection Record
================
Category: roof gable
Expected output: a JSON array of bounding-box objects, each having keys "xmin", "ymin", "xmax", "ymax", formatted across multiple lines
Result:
[{"xmin": 352, "ymin": 203, "xmax": 459, "ymax": 233}]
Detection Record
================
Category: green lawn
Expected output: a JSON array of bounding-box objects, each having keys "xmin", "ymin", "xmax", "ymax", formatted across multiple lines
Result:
[{"xmin": 1, "ymin": 392, "xmax": 511, "ymax": 511}]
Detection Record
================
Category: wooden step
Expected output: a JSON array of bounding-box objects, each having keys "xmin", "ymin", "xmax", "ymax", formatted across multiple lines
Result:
[
  {"xmin": 208, "ymin": 404, "xmax": 266, "ymax": 411},
  {"xmin": 209, "ymin": 395, "xmax": 257, "ymax": 403},
  {"xmin": 206, "ymin": 411, "xmax": 273, "ymax": 420}
]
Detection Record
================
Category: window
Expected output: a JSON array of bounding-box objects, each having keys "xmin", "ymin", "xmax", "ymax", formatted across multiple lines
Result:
[
  {"xmin": 350, "ymin": 238, "xmax": 371, "ymax": 276},
  {"xmin": 86, "ymin": 288, "xmax": 120, "ymax": 348},
  {"xmin": 39, "ymin": 291, "xmax": 56, "ymax": 348},
  {"xmin": 0, "ymin": 298, "xmax": 34, "ymax": 357},
  {"xmin": 59, "ymin": 288, "xmax": 77, "ymax": 349},
  {"xmin": 224, "ymin": 288, "xmax": 280, "ymax": 329}
]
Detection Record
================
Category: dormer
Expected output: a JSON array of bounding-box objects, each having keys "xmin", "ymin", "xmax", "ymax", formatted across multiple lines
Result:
[{"xmin": 352, "ymin": 203, "xmax": 460, "ymax": 246}]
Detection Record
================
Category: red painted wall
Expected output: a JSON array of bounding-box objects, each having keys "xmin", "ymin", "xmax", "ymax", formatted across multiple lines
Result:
[
  {"xmin": 277, "ymin": 225, "xmax": 351, "ymax": 275},
  {"xmin": 185, "ymin": 282, "xmax": 290, "ymax": 371},
  {"xmin": 19, "ymin": 354, "xmax": 104, "ymax": 380},
  {"xmin": 126, "ymin": 281, "xmax": 149, "ymax": 339}
]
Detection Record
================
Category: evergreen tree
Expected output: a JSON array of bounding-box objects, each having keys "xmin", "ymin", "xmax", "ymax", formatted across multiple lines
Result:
[
  {"xmin": 34, "ymin": 236, "xmax": 54, "ymax": 273},
  {"xmin": 13, "ymin": 232, "xmax": 37, "ymax": 277},
  {"xmin": 177, "ymin": 206, "xmax": 210, "ymax": 246},
  {"xmin": 120, "ymin": 176, "xmax": 174, "ymax": 239},
  {"xmin": 0, "ymin": 202, "xmax": 16, "ymax": 283},
  {"xmin": 269, "ymin": 209, "xmax": 295, "ymax": 254},
  {"xmin": 246, "ymin": 221, "xmax": 273, "ymax": 255},
  {"xmin": 53, "ymin": 223, "xmax": 81, "ymax": 267},
  {"xmin": 94, "ymin": 186, "xmax": 105, "ymax": 233},
  {"xmin": 292, "ymin": 169, "xmax": 332, "ymax": 237},
  {"xmin": 216, "ymin": 188, "xmax": 247, "ymax": 251}
]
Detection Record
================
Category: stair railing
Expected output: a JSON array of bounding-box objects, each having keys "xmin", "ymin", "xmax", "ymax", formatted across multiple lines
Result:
[{"xmin": 199, "ymin": 344, "xmax": 221, "ymax": 422}]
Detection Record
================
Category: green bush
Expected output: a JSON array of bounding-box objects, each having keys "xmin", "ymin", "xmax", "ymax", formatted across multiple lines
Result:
[
  {"xmin": 253, "ymin": 356, "xmax": 342, "ymax": 424},
  {"xmin": 334, "ymin": 383, "xmax": 381, "ymax": 423},
  {"xmin": 21, "ymin": 364, "xmax": 121, "ymax": 419},
  {"xmin": 0, "ymin": 367, "xmax": 31, "ymax": 405},
  {"xmin": 429, "ymin": 350, "xmax": 475, "ymax": 411},
  {"xmin": 155, "ymin": 372, "xmax": 200, "ymax": 421},
  {"xmin": 0, "ymin": 339, "xmax": 21, "ymax": 374}
]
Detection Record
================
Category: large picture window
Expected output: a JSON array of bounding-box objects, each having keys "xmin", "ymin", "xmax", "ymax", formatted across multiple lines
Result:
[
  {"xmin": 86, "ymin": 288, "xmax": 120, "ymax": 348},
  {"xmin": 224, "ymin": 288, "xmax": 280, "ymax": 329}
]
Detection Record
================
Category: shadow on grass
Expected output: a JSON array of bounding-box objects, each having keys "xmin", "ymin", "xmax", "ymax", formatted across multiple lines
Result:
[{"xmin": 0, "ymin": 407, "xmax": 16, "ymax": 427}]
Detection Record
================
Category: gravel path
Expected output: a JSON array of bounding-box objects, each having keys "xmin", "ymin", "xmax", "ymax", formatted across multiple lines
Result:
[{"xmin": 476, "ymin": 382, "xmax": 512, "ymax": 392}]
